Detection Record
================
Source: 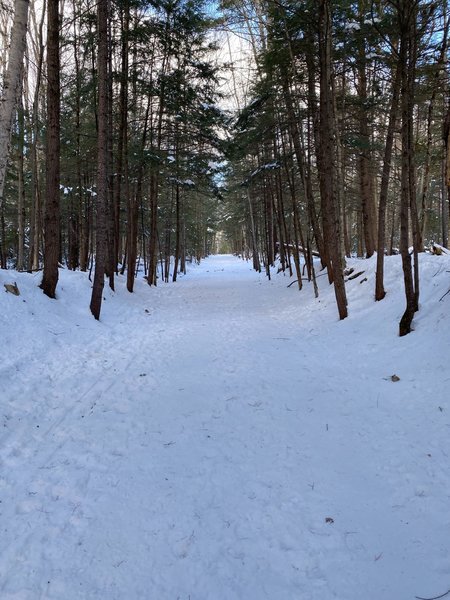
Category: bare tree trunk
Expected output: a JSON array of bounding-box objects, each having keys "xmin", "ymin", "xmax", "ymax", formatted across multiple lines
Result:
[
  {"xmin": 114, "ymin": 4, "xmax": 129, "ymax": 274},
  {"xmin": 127, "ymin": 94, "xmax": 150, "ymax": 292},
  {"xmin": 247, "ymin": 188, "xmax": 260, "ymax": 272},
  {"xmin": 419, "ymin": 19, "xmax": 449, "ymax": 247},
  {"xmin": 399, "ymin": 2, "xmax": 417, "ymax": 336},
  {"xmin": 318, "ymin": 0, "xmax": 347, "ymax": 319},
  {"xmin": 106, "ymin": 11, "xmax": 115, "ymax": 291},
  {"xmin": 125, "ymin": 179, "xmax": 138, "ymax": 292},
  {"xmin": 148, "ymin": 174, "xmax": 159, "ymax": 285},
  {"xmin": 69, "ymin": 0, "xmax": 82, "ymax": 271},
  {"xmin": 375, "ymin": 60, "xmax": 401, "ymax": 301},
  {"xmin": 148, "ymin": 9, "xmax": 171, "ymax": 287},
  {"xmin": 172, "ymin": 184, "xmax": 181, "ymax": 282},
  {"xmin": 28, "ymin": 0, "xmax": 45, "ymax": 272},
  {"xmin": 17, "ymin": 97, "xmax": 25, "ymax": 270},
  {"xmin": 90, "ymin": 0, "xmax": 109, "ymax": 319},
  {"xmin": 304, "ymin": 39, "xmax": 328, "ymax": 269},
  {"xmin": 444, "ymin": 103, "xmax": 450, "ymax": 247},
  {"xmin": 356, "ymin": 1, "xmax": 377, "ymax": 257},
  {"xmin": 280, "ymin": 127, "xmax": 303, "ymax": 288},
  {"xmin": 0, "ymin": 0, "xmax": 29, "ymax": 213},
  {"xmin": 40, "ymin": 0, "xmax": 60, "ymax": 297},
  {"xmin": 282, "ymin": 76, "xmax": 325, "ymax": 265}
]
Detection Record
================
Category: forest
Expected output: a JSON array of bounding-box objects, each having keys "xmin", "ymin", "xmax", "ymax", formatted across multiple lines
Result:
[
  {"xmin": 1, "ymin": 1, "xmax": 450, "ymax": 598},
  {"xmin": 1, "ymin": 0, "xmax": 449, "ymax": 332}
]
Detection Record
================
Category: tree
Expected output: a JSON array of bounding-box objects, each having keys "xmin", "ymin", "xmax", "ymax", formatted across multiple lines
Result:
[
  {"xmin": 445, "ymin": 101, "xmax": 450, "ymax": 248},
  {"xmin": 398, "ymin": 0, "xmax": 418, "ymax": 336},
  {"xmin": 90, "ymin": 0, "xmax": 109, "ymax": 319},
  {"xmin": 318, "ymin": 0, "xmax": 348, "ymax": 319},
  {"xmin": 0, "ymin": 0, "xmax": 29, "ymax": 217},
  {"xmin": 40, "ymin": 0, "xmax": 60, "ymax": 297}
]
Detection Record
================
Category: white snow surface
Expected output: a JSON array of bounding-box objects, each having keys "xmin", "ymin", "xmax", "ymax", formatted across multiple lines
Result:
[{"xmin": 1, "ymin": 253, "xmax": 450, "ymax": 600}]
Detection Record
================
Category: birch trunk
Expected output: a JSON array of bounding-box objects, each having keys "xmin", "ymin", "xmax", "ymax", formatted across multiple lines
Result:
[{"xmin": 0, "ymin": 0, "xmax": 29, "ymax": 210}]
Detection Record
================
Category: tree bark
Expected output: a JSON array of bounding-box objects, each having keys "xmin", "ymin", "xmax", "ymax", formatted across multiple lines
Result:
[
  {"xmin": 399, "ymin": 2, "xmax": 417, "ymax": 336},
  {"xmin": 357, "ymin": 1, "xmax": 377, "ymax": 257},
  {"xmin": 90, "ymin": 0, "xmax": 109, "ymax": 319},
  {"xmin": 28, "ymin": 0, "xmax": 45, "ymax": 272},
  {"xmin": 40, "ymin": 0, "xmax": 60, "ymax": 297},
  {"xmin": 0, "ymin": 0, "xmax": 29, "ymax": 213},
  {"xmin": 17, "ymin": 98, "xmax": 25, "ymax": 270},
  {"xmin": 444, "ymin": 103, "xmax": 450, "ymax": 247},
  {"xmin": 375, "ymin": 59, "xmax": 401, "ymax": 301},
  {"xmin": 318, "ymin": 0, "xmax": 348, "ymax": 319},
  {"xmin": 419, "ymin": 19, "xmax": 448, "ymax": 247},
  {"xmin": 282, "ymin": 76, "xmax": 325, "ymax": 265}
]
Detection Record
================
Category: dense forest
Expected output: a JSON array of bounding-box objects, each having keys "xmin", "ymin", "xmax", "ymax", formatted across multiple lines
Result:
[
  {"xmin": 0, "ymin": 0, "xmax": 449, "ymax": 332},
  {"xmin": 2, "ymin": 2, "xmax": 450, "ymax": 596}
]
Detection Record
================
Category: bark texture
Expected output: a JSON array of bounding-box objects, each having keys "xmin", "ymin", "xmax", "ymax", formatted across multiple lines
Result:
[
  {"xmin": 0, "ymin": 0, "xmax": 29, "ymax": 210},
  {"xmin": 90, "ymin": 0, "xmax": 109, "ymax": 319},
  {"xmin": 318, "ymin": 0, "xmax": 348, "ymax": 320},
  {"xmin": 40, "ymin": 0, "xmax": 60, "ymax": 298}
]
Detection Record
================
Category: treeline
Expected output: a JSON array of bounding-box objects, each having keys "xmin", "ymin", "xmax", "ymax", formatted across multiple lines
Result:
[
  {"xmin": 0, "ymin": 0, "xmax": 226, "ymax": 317},
  {"xmin": 2, "ymin": 0, "xmax": 450, "ymax": 332},
  {"xmin": 220, "ymin": 0, "xmax": 450, "ymax": 334}
]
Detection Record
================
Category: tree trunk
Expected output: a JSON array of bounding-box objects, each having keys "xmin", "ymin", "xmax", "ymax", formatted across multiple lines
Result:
[
  {"xmin": 148, "ymin": 174, "xmax": 159, "ymax": 285},
  {"xmin": 40, "ymin": 0, "xmax": 60, "ymax": 298},
  {"xmin": 444, "ymin": 104, "xmax": 450, "ymax": 247},
  {"xmin": 126, "ymin": 180, "xmax": 138, "ymax": 292},
  {"xmin": 357, "ymin": 2, "xmax": 377, "ymax": 257},
  {"xmin": 28, "ymin": 0, "xmax": 45, "ymax": 272},
  {"xmin": 399, "ymin": 4, "xmax": 417, "ymax": 336},
  {"xmin": 247, "ymin": 188, "xmax": 260, "ymax": 272},
  {"xmin": 90, "ymin": 0, "xmax": 109, "ymax": 319},
  {"xmin": 318, "ymin": 0, "xmax": 348, "ymax": 319},
  {"xmin": 114, "ymin": 4, "xmax": 129, "ymax": 273},
  {"xmin": 282, "ymin": 76, "xmax": 325, "ymax": 265},
  {"xmin": 375, "ymin": 60, "xmax": 401, "ymax": 301},
  {"xmin": 17, "ymin": 98, "xmax": 25, "ymax": 270},
  {"xmin": 419, "ymin": 19, "xmax": 448, "ymax": 247},
  {"xmin": 127, "ymin": 94, "xmax": 150, "ymax": 292},
  {"xmin": 0, "ymin": 0, "xmax": 29, "ymax": 213},
  {"xmin": 172, "ymin": 184, "xmax": 181, "ymax": 282}
]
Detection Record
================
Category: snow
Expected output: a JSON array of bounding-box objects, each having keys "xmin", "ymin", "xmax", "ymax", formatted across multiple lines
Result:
[
  {"xmin": 1, "ymin": 253, "xmax": 450, "ymax": 599},
  {"xmin": 168, "ymin": 177, "xmax": 195, "ymax": 187},
  {"xmin": 344, "ymin": 21, "xmax": 360, "ymax": 31}
]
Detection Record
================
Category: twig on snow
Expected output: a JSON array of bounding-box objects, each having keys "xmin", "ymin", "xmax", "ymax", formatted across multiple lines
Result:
[
  {"xmin": 287, "ymin": 278, "xmax": 315, "ymax": 288},
  {"xmin": 415, "ymin": 590, "xmax": 450, "ymax": 600},
  {"xmin": 439, "ymin": 288, "xmax": 450, "ymax": 302}
]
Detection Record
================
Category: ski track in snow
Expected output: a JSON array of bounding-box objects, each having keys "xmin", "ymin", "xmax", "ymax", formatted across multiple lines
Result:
[{"xmin": 0, "ymin": 254, "xmax": 449, "ymax": 599}]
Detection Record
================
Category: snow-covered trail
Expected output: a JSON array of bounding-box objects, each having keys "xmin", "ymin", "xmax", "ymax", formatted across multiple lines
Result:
[{"xmin": 1, "ymin": 254, "xmax": 449, "ymax": 599}]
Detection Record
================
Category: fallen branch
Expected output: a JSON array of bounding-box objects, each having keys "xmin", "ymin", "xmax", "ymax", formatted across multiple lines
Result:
[
  {"xmin": 439, "ymin": 288, "xmax": 450, "ymax": 302},
  {"xmin": 415, "ymin": 590, "xmax": 450, "ymax": 600},
  {"xmin": 276, "ymin": 241, "xmax": 321, "ymax": 258},
  {"xmin": 346, "ymin": 270, "xmax": 365, "ymax": 281},
  {"xmin": 287, "ymin": 278, "xmax": 311, "ymax": 288}
]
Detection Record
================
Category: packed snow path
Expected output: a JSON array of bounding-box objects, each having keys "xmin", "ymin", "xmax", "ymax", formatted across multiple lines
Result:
[{"xmin": 1, "ymin": 254, "xmax": 449, "ymax": 599}]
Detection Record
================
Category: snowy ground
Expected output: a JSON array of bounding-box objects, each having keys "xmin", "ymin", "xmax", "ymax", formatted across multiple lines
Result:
[{"xmin": 0, "ymin": 253, "xmax": 449, "ymax": 600}]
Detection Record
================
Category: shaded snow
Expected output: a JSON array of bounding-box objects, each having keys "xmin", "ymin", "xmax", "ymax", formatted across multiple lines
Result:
[{"xmin": 0, "ymin": 253, "xmax": 449, "ymax": 599}]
